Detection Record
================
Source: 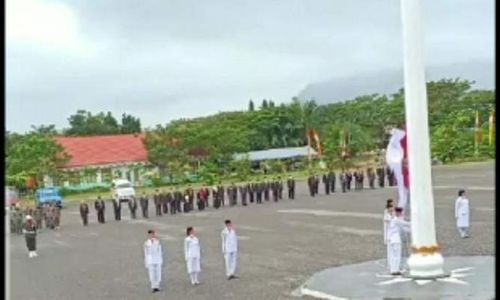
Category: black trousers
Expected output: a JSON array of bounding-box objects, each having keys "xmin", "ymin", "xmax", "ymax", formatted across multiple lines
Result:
[
  {"xmin": 141, "ymin": 205, "xmax": 149, "ymax": 218},
  {"xmin": 81, "ymin": 214, "xmax": 88, "ymax": 226},
  {"xmin": 324, "ymin": 184, "xmax": 330, "ymax": 195},
  {"xmin": 97, "ymin": 211, "xmax": 105, "ymax": 223},
  {"xmin": 288, "ymin": 189, "xmax": 294, "ymax": 199},
  {"xmin": 155, "ymin": 205, "xmax": 162, "ymax": 216}
]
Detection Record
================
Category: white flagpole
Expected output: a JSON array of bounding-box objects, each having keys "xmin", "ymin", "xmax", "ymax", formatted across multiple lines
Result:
[{"xmin": 400, "ymin": 0, "xmax": 445, "ymax": 278}]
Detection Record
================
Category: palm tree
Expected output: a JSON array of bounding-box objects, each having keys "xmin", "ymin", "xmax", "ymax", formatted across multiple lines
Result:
[{"xmin": 290, "ymin": 97, "xmax": 319, "ymax": 153}]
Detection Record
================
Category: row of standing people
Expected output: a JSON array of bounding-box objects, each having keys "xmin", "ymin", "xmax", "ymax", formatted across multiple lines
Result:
[
  {"xmin": 9, "ymin": 202, "xmax": 61, "ymax": 234},
  {"xmin": 307, "ymin": 166, "xmax": 396, "ymax": 196},
  {"xmin": 144, "ymin": 220, "xmax": 239, "ymax": 293},
  {"xmin": 79, "ymin": 178, "xmax": 297, "ymax": 226}
]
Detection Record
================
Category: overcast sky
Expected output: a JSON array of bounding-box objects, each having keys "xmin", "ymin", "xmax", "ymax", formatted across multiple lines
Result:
[{"xmin": 6, "ymin": 0, "xmax": 494, "ymax": 133}]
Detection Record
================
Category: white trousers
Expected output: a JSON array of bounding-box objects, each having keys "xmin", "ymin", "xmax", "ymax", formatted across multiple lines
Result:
[
  {"xmin": 147, "ymin": 264, "xmax": 162, "ymax": 289},
  {"xmin": 224, "ymin": 252, "xmax": 238, "ymax": 276},
  {"xmin": 387, "ymin": 243, "xmax": 402, "ymax": 274}
]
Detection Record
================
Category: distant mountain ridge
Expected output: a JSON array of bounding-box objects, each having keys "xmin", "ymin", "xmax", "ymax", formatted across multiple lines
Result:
[{"xmin": 297, "ymin": 60, "xmax": 494, "ymax": 104}]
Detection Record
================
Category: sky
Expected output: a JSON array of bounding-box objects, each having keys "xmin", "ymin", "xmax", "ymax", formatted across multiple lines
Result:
[{"xmin": 6, "ymin": 0, "xmax": 495, "ymax": 133}]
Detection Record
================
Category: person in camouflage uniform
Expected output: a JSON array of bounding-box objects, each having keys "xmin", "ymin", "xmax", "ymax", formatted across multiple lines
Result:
[
  {"xmin": 53, "ymin": 204, "xmax": 61, "ymax": 230},
  {"xmin": 34, "ymin": 207, "xmax": 43, "ymax": 230},
  {"xmin": 16, "ymin": 207, "xmax": 25, "ymax": 234},
  {"xmin": 10, "ymin": 208, "xmax": 18, "ymax": 234}
]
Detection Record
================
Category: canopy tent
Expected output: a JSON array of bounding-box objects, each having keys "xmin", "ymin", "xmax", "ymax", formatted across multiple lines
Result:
[{"xmin": 233, "ymin": 146, "xmax": 317, "ymax": 162}]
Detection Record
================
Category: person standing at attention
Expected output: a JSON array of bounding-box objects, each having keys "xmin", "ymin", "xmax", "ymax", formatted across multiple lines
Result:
[
  {"xmin": 184, "ymin": 227, "xmax": 201, "ymax": 285},
  {"xmin": 144, "ymin": 229, "xmax": 163, "ymax": 293},
  {"xmin": 455, "ymin": 189, "xmax": 470, "ymax": 238},
  {"xmin": 383, "ymin": 199, "xmax": 394, "ymax": 266},
  {"xmin": 221, "ymin": 219, "xmax": 239, "ymax": 280}
]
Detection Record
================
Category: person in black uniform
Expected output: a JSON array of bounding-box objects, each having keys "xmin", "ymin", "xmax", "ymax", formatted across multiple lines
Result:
[
  {"xmin": 174, "ymin": 187, "xmax": 182, "ymax": 213},
  {"xmin": 264, "ymin": 178, "xmax": 270, "ymax": 201},
  {"xmin": 165, "ymin": 189, "xmax": 173, "ymax": 214},
  {"xmin": 95, "ymin": 196, "xmax": 106, "ymax": 224},
  {"xmin": 256, "ymin": 181, "xmax": 263, "ymax": 204},
  {"xmin": 140, "ymin": 192, "xmax": 149, "ymax": 218},
  {"xmin": 161, "ymin": 190, "xmax": 169, "ymax": 214},
  {"xmin": 353, "ymin": 171, "xmax": 359, "ymax": 191},
  {"xmin": 368, "ymin": 167, "xmax": 376, "ymax": 189},
  {"xmin": 322, "ymin": 173, "xmax": 330, "ymax": 195},
  {"xmin": 271, "ymin": 180, "xmax": 279, "ymax": 202},
  {"xmin": 239, "ymin": 185, "xmax": 248, "ymax": 206},
  {"xmin": 153, "ymin": 190, "xmax": 162, "ymax": 216},
  {"xmin": 79, "ymin": 200, "xmax": 89, "ymax": 226},
  {"xmin": 248, "ymin": 183, "xmax": 254, "ymax": 203},
  {"xmin": 358, "ymin": 169, "xmax": 364, "ymax": 190},
  {"xmin": 377, "ymin": 166, "xmax": 385, "ymax": 188},
  {"xmin": 129, "ymin": 196, "xmax": 138, "ymax": 219},
  {"xmin": 213, "ymin": 185, "xmax": 221, "ymax": 209},
  {"xmin": 278, "ymin": 177, "xmax": 283, "ymax": 200},
  {"xmin": 340, "ymin": 172, "xmax": 347, "ymax": 193},
  {"xmin": 346, "ymin": 171, "xmax": 353, "ymax": 190},
  {"xmin": 314, "ymin": 174, "xmax": 320, "ymax": 196},
  {"xmin": 287, "ymin": 176, "xmax": 295, "ymax": 199},
  {"xmin": 307, "ymin": 175, "xmax": 315, "ymax": 197},
  {"xmin": 329, "ymin": 170, "xmax": 336, "ymax": 193},
  {"xmin": 113, "ymin": 198, "xmax": 122, "ymax": 221}
]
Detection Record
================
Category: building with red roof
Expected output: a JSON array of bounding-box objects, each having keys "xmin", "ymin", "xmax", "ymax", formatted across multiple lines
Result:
[{"xmin": 52, "ymin": 134, "xmax": 151, "ymax": 186}]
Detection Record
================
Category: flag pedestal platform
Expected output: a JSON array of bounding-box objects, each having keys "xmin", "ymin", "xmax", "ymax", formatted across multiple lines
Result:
[
  {"xmin": 294, "ymin": 256, "xmax": 494, "ymax": 300},
  {"xmin": 406, "ymin": 252, "xmax": 446, "ymax": 279}
]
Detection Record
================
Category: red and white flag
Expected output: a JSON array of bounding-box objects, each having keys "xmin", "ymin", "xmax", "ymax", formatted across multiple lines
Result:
[{"xmin": 386, "ymin": 128, "xmax": 409, "ymax": 211}]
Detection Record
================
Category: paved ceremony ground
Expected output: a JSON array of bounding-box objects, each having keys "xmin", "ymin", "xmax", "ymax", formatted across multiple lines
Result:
[{"xmin": 8, "ymin": 161, "xmax": 495, "ymax": 300}]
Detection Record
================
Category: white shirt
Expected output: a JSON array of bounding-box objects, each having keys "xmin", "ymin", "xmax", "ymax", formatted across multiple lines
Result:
[
  {"xmin": 144, "ymin": 238, "xmax": 163, "ymax": 266},
  {"xmin": 455, "ymin": 196, "xmax": 470, "ymax": 227},
  {"xmin": 221, "ymin": 227, "xmax": 238, "ymax": 253},
  {"xmin": 184, "ymin": 235, "xmax": 201, "ymax": 260},
  {"xmin": 387, "ymin": 216, "xmax": 411, "ymax": 244}
]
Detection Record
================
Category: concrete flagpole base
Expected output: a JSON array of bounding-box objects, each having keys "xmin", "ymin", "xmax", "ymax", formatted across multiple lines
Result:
[{"xmin": 406, "ymin": 252, "xmax": 446, "ymax": 278}]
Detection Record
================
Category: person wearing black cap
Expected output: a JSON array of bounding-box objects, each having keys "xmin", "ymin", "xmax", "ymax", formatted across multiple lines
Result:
[
  {"xmin": 386, "ymin": 207, "xmax": 411, "ymax": 275},
  {"xmin": 221, "ymin": 220, "xmax": 239, "ymax": 280},
  {"xmin": 144, "ymin": 229, "xmax": 163, "ymax": 293},
  {"xmin": 455, "ymin": 189, "xmax": 470, "ymax": 238}
]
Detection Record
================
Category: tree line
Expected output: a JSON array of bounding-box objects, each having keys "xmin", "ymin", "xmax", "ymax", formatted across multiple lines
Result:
[{"xmin": 5, "ymin": 78, "xmax": 496, "ymax": 189}]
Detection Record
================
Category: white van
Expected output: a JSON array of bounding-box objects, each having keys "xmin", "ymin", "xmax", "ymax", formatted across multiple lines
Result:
[{"xmin": 111, "ymin": 179, "xmax": 135, "ymax": 203}]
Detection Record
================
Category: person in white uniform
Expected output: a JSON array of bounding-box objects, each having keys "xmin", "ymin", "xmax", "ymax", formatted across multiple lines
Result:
[
  {"xmin": 221, "ymin": 219, "xmax": 239, "ymax": 280},
  {"xmin": 386, "ymin": 207, "xmax": 411, "ymax": 275},
  {"xmin": 184, "ymin": 226, "xmax": 201, "ymax": 285},
  {"xmin": 455, "ymin": 189, "xmax": 470, "ymax": 238},
  {"xmin": 383, "ymin": 199, "xmax": 394, "ymax": 266},
  {"xmin": 143, "ymin": 229, "xmax": 163, "ymax": 293}
]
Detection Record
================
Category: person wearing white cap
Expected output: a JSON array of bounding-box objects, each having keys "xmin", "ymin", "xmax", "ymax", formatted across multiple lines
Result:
[{"xmin": 23, "ymin": 215, "xmax": 38, "ymax": 258}]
